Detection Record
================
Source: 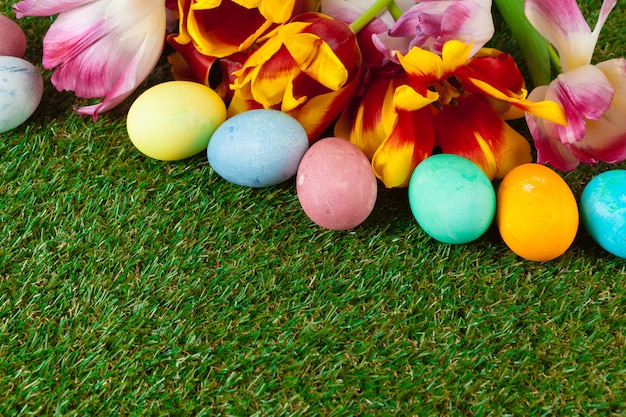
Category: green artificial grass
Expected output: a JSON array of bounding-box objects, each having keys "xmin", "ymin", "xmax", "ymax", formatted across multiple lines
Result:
[{"xmin": 1, "ymin": 1, "xmax": 625, "ymax": 415}]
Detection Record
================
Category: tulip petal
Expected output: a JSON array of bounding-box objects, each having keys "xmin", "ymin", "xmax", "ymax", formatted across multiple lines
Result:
[
  {"xmin": 467, "ymin": 48, "xmax": 524, "ymax": 93},
  {"xmin": 372, "ymin": 108, "xmax": 436, "ymax": 188},
  {"xmin": 249, "ymin": 49, "xmax": 302, "ymax": 107},
  {"xmin": 284, "ymin": 33, "xmax": 349, "ymax": 91},
  {"xmin": 41, "ymin": 9, "xmax": 108, "ymax": 74},
  {"xmin": 435, "ymin": 95, "xmax": 532, "ymax": 179},
  {"xmin": 287, "ymin": 67, "xmax": 362, "ymax": 140},
  {"xmin": 185, "ymin": 1, "xmax": 274, "ymax": 58},
  {"xmin": 526, "ymin": 71, "xmax": 626, "ymax": 170},
  {"xmin": 524, "ymin": 0, "xmax": 616, "ymax": 71},
  {"xmin": 399, "ymin": 40, "xmax": 473, "ymax": 84},
  {"xmin": 596, "ymin": 58, "xmax": 626, "ymax": 129},
  {"xmin": 38, "ymin": 0, "xmax": 167, "ymax": 119},
  {"xmin": 337, "ymin": 76, "xmax": 403, "ymax": 159},
  {"xmin": 255, "ymin": 0, "xmax": 298, "ymax": 23},
  {"xmin": 462, "ymin": 75, "xmax": 567, "ymax": 126},
  {"xmin": 569, "ymin": 118, "xmax": 626, "ymax": 165},
  {"xmin": 526, "ymin": 111, "xmax": 581, "ymax": 171},
  {"xmin": 13, "ymin": 0, "xmax": 100, "ymax": 17},
  {"xmin": 548, "ymin": 65, "xmax": 614, "ymax": 144},
  {"xmin": 230, "ymin": 12, "xmax": 361, "ymax": 141},
  {"xmin": 390, "ymin": 0, "xmax": 494, "ymax": 56},
  {"xmin": 525, "ymin": 86, "xmax": 581, "ymax": 171}
]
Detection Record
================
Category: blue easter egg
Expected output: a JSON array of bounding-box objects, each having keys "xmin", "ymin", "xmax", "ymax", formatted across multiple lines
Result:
[
  {"xmin": 580, "ymin": 170, "xmax": 626, "ymax": 258},
  {"xmin": 207, "ymin": 109, "xmax": 309, "ymax": 187},
  {"xmin": 408, "ymin": 154, "xmax": 496, "ymax": 244}
]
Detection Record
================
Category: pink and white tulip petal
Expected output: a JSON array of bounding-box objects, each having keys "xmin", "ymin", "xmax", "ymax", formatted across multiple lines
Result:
[
  {"xmin": 524, "ymin": 0, "xmax": 616, "ymax": 71},
  {"xmin": 13, "ymin": 0, "xmax": 101, "ymax": 17},
  {"xmin": 595, "ymin": 58, "xmax": 626, "ymax": 129},
  {"xmin": 15, "ymin": 0, "xmax": 167, "ymax": 119},
  {"xmin": 526, "ymin": 87, "xmax": 581, "ymax": 171},
  {"xmin": 548, "ymin": 65, "xmax": 614, "ymax": 145}
]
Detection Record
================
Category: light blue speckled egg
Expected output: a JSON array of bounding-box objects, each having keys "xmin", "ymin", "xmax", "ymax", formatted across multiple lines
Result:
[
  {"xmin": 207, "ymin": 109, "xmax": 309, "ymax": 187},
  {"xmin": 0, "ymin": 56, "xmax": 43, "ymax": 133}
]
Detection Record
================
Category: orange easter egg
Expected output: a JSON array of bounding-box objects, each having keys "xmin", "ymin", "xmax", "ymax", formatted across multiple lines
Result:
[{"xmin": 496, "ymin": 163, "xmax": 579, "ymax": 262}]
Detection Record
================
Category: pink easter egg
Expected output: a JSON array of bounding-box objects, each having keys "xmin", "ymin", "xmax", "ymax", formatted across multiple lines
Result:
[
  {"xmin": 296, "ymin": 137, "xmax": 377, "ymax": 230},
  {"xmin": 0, "ymin": 15, "xmax": 27, "ymax": 57}
]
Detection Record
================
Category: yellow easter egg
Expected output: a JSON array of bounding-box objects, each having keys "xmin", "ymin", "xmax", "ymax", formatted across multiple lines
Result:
[
  {"xmin": 127, "ymin": 81, "xmax": 226, "ymax": 161},
  {"xmin": 496, "ymin": 163, "xmax": 579, "ymax": 262}
]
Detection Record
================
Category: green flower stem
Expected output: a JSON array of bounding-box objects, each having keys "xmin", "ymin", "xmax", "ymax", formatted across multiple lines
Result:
[
  {"xmin": 349, "ymin": 0, "xmax": 394, "ymax": 34},
  {"xmin": 387, "ymin": 1, "xmax": 404, "ymax": 21},
  {"xmin": 547, "ymin": 43, "xmax": 562, "ymax": 74},
  {"xmin": 493, "ymin": 0, "xmax": 551, "ymax": 87}
]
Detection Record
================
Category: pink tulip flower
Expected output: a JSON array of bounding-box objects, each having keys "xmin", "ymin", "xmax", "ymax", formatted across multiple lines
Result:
[
  {"xmin": 322, "ymin": 0, "xmax": 494, "ymax": 68},
  {"xmin": 381, "ymin": 0, "xmax": 494, "ymax": 58},
  {"xmin": 14, "ymin": 0, "xmax": 169, "ymax": 119},
  {"xmin": 524, "ymin": 0, "xmax": 626, "ymax": 170}
]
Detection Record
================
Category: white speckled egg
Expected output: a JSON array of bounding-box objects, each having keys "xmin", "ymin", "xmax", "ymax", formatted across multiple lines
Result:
[
  {"xmin": 0, "ymin": 56, "xmax": 43, "ymax": 134},
  {"xmin": 207, "ymin": 109, "xmax": 309, "ymax": 187}
]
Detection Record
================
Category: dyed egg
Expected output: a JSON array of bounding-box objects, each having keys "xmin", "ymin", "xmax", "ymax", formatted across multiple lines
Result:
[
  {"xmin": 0, "ymin": 14, "xmax": 27, "ymax": 57},
  {"xmin": 496, "ymin": 163, "xmax": 579, "ymax": 262},
  {"xmin": 127, "ymin": 81, "xmax": 226, "ymax": 160},
  {"xmin": 207, "ymin": 109, "xmax": 309, "ymax": 187},
  {"xmin": 408, "ymin": 154, "xmax": 496, "ymax": 244},
  {"xmin": 296, "ymin": 137, "xmax": 377, "ymax": 230},
  {"xmin": 0, "ymin": 56, "xmax": 43, "ymax": 134},
  {"xmin": 580, "ymin": 170, "xmax": 626, "ymax": 258}
]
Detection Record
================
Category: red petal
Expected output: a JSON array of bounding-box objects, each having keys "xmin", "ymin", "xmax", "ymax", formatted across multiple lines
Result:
[{"xmin": 435, "ymin": 95, "xmax": 532, "ymax": 179}]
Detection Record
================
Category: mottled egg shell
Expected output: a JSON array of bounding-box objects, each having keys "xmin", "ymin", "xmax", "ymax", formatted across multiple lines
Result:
[
  {"xmin": 0, "ymin": 56, "xmax": 43, "ymax": 134},
  {"xmin": 408, "ymin": 154, "xmax": 496, "ymax": 244},
  {"xmin": 496, "ymin": 163, "xmax": 579, "ymax": 262},
  {"xmin": 207, "ymin": 109, "xmax": 309, "ymax": 187},
  {"xmin": 0, "ymin": 14, "xmax": 27, "ymax": 57},
  {"xmin": 580, "ymin": 170, "xmax": 626, "ymax": 258},
  {"xmin": 127, "ymin": 81, "xmax": 226, "ymax": 161},
  {"xmin": 296, "ymin": 137, "xmax": 377, "ymax": 230}
]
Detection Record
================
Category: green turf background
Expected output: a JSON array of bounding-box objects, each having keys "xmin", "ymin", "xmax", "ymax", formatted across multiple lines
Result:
[{"xmin": 1, "ymin": 0, "xmax": 624, "ymax": 415}]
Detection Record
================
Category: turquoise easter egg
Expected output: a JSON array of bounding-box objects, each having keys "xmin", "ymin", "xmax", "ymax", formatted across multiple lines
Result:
[
  {"xmin": 408, "ymin": 154, "xmax": 496, "ymax": 244},
  {"xmin": 207, "ymin": 109, "xmax": 309, "ymax": 187},
  {"xmin": 580, "ymin": 170, "xmax": 626, "ymax": 258}
]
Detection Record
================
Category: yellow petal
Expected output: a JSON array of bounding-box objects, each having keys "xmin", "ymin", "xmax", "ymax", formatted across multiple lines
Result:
[
  {"xmin": 191, "ymin": 0, "xmax": 223, "ymax": 10},
  {"xmin": 372, "ymin": 140, "xmax": 417, "ymax": 188},
  {"xmin": 284, "ymin": 33, "xmax": 348, "ymax": 91},
  {"xmin": 398, "ymin": 40, "xmax": 473, "ymax": 81},
  {"xmin": 465, "ymin": 76, "xmax": 567, "ymax": 125},
  {"xmin": 393, "ymin": 85, "xmax": 439, "ymax": 111},
  {"xmin": 258, "ymin": 0, "xmax": 297, "ymax": 23},
  {"xmin": 372, "ymin": 109, "xmax": 435, "ymax": 188},
  {"xmin": 398, "ymin": 47, "xmax": 444, "ymax": 80},
  {"xmin": 281, "ymin": 78, "xmax": 307, "ymax": 111},
  {"xmin": 440, "ymin": 40, "xmax": 474, "ymax": 74}
]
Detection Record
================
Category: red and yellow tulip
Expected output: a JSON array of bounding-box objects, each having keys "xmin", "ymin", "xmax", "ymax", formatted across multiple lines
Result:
[
  {"xmin": 228, "ymin": 12, "xmax": 363, "ymax": 142},
  {"xmin": 336, "ymin": 40, "xmax": 567, "ymax": 188},
  {"xmin": 168, "ymin": 0, "xmax": 321, "ymax": 102},
  {"xmin": 169, "ymin": 0, "xmax": 321, "ymax": 59}
]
